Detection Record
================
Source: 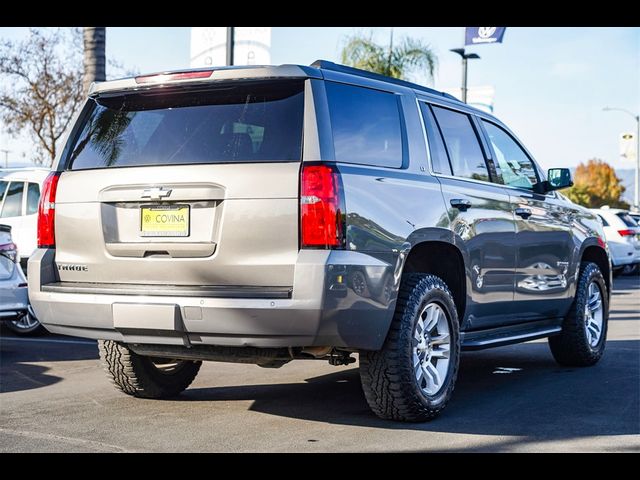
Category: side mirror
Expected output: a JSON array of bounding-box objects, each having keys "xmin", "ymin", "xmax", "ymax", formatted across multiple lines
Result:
[{"xmin": 534, "ymin": 168, "xmax": 573, "ymax": 194}]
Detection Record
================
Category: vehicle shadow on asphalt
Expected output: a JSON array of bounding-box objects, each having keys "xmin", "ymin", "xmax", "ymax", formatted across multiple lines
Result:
[
  {"xmin": 0, "ymin": 340, "xmax": 98, "ymax": 394},
  {"xmin": 181, "ymin": 338, "xmax": 639, "ymax": 440}
]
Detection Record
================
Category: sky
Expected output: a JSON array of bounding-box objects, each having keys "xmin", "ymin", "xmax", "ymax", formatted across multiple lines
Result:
[{"xmin": 0, "ymin": 26, "xmax": 638, "ymax": 175}]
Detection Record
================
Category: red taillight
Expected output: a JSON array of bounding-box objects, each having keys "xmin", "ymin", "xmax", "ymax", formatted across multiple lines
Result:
[
  {"xmin": 37, "ymin": 172, "xmax": 61, "ymax": 248},
  {"xmin": 134, "ymin": 70, "xmax": 213, "ymax": 84},
  {"xmin": 300, "ymin": 164, "xmax": 344, "ymax": 248},
  {"xmin": 618, "ymin": 229, "xmax": 635, "ymax": 237}
]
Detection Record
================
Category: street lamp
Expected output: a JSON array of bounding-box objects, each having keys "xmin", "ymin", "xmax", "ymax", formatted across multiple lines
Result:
[
  {"xmin": 450, "ymin": 48, "xmax": 480, "ymax": 103},
  {"xmin": 603, "ymin": 106, "xmax": 640, "ymax": 211}
]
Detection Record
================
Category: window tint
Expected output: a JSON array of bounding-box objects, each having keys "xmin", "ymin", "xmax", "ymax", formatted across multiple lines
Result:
[
  {"xmin": 482, "ymin": 121, "xmax": 539, "ymax": 189},
  {"xmin": 1, "ymin": 182, "xmax": 24, "ymax": 218},
  {"xmin": 67, "ymin": 80, "xmax": 305, "ymax": 170},
  {"xmin": 420, "ymin": 103, "xmax": 452, "ymax": 175},
  {"xmin": 326, "ymin": 82, "xmax": 403, "ymax": 168},
  {"xmin": 431, "ymin": 106, "xmax": 489, "ymax": 182},
  {"xmin": 26, "ymin": 182, "xmax": 40, "ymax": 215},
  {"xmin": 617, "ymin": 213, "xmax": 638, "ymax": 227},
  {"xmin": 597, "ymin": 214, "xmax": 609, "ymax": 227}
]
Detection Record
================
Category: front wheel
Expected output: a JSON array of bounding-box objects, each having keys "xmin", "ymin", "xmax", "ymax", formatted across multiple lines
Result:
[
  {"xmin": 98, "ymin": 340, "xmax": 201, "ymax": 398},
  {"xmin": 549, "ymin": 261, "xmax": 608, "ymax": 366},
  {"xmin": 359, "ymin": 273, "xmax": 460, "ymax": 422}
]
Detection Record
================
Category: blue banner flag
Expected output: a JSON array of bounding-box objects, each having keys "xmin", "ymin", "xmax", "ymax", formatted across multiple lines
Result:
[{"xmin": 465, "ymin": 27, "xmax": 506, "ymax": 45}]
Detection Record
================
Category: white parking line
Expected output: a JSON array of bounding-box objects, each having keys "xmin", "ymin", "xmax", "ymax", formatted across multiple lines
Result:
[{"xmin": 0, "ymin": 337, "xmax": 96, "ymax": 346}]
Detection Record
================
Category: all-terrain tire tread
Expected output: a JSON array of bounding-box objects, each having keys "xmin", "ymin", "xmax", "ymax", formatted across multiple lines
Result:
[
  {"xmin": 548, "ymin": 261, "xmax": 608, "ymax": 366},
  {"xmin": 98, "ymin": 340, "xmax": 201, "ymax": 398},
  {"xmin": 360, "ymin": 273, "xmax": 460, "ymax": 422}
]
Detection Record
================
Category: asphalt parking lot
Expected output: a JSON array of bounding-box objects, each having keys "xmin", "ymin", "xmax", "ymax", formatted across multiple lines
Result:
[{"xmin": 1, "ymin": 276, "xmax": 638, "ymax": 452}]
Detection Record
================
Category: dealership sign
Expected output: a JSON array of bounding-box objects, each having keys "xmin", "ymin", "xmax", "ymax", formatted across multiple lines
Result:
[
  {"xmin": 465, "ymin": 27, "xmax": 507, "ymax": 45},
  {"xmin": 190, "ymin": 27, "xmax": 271, "ymax": 68}
]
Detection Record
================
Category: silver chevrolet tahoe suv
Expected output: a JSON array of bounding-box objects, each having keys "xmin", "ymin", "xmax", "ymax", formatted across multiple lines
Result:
[{"xmin": 29, "ymin": 61, "xmax": 611, "ymax": 421}]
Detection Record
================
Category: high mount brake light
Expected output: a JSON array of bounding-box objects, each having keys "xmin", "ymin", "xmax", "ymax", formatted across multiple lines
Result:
[{"xmin": 134, "ymin": 70, "xmax": 214, "ymax": 84}]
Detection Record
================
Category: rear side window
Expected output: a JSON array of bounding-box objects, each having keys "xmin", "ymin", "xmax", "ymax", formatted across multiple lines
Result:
[
  {"xmin": 66, "ymin": 80, "xmax": 305, "ymax": 170},
  {"xmin": 326, "ymin": 82, "xmax": 403, "ymax": 168},
  {"xmin": 420, "ymin": 103, "xmax": 452, "ymax": 175},
  {"xmin": 1, "ymin": 182, "xmax": 24, "ymax": 218},
  {"xmin": 617, "ymin": 213, "xmax": 639, "ymax": 227},
  {"xmin": 26, "ymin": 182, "xmax": 40, "ymax": 215},
  {"xmin": 431, "ymin": 106, "xmax": 489, "ymax": 182}
]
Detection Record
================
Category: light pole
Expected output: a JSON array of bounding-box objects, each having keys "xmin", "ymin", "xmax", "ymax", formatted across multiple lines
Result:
[
  {"xmin": 450, "ymin": 48, "xmax": 480, "ymax": 103},
  {"xmin": 226, "ymin": 27, "xmax": 235, "ymax": 66},
  {"xmin": 0, "ymin": 149, "xmax": 9, "ymax": 168},
  {"xmin": 603, "ymin": 107, "xmax": 640, "ymax": 211}
]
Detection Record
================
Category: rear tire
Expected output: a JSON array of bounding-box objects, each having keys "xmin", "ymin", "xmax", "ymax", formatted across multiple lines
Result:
[
  {"xmin": 98, "ymin": 340, "xmax": 201, "ymax": 398},
  {"xmin": 549, "ymin": 261, "xmax": 608, "ymax": 366},
  {"xmin": 359, "ymin": 273, "xmax": 460, "ymax": 422}
]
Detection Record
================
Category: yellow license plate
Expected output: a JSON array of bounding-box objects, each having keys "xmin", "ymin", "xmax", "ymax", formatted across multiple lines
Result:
[{"xmin": 140, "ymin": 205, "xmax": 190, "ymax": 237}]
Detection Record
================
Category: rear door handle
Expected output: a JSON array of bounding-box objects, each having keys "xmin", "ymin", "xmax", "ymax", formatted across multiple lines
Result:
[
  {"xmin": 450, "ymin": 199, "xmax": 472, "ymax": 211},
  {"xmin": 515, "ymin": 207, "xmax": 532, "ymax": 219}
]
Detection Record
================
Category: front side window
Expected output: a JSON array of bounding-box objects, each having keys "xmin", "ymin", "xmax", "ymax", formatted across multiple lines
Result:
[
  {"xmin": 67, "ymin": 80, "xmax": 305, "ymax": 170},
  {"xmin": 326, "ymin": 82, "xmax": 403, "ymax": 168},
  {"xmin": 431, "ymin": 106, "xmax": 489, "ymax": 182},
  {"xmin": 482, "ymin": 121, "xmax": 539, "ymax": 190},
  {"xmin": 1, "ymin": 182, "xmax": 24, "ymax": 218}
]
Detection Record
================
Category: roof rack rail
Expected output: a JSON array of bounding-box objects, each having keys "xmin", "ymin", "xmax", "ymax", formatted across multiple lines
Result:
[{"xmin": 311, "ymin": 60, "xmax": 460, "ymax": 102}]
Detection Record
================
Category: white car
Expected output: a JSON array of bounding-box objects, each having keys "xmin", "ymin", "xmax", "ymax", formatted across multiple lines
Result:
[
  {"xmin": 1, "ymin": 224, "xmax": 41, "ymax": 334},
  {"xmin": 590, "ymin": 207, "xmax": 640, "ymax": 275},
  {"xmin": 0, "ymin": 168, "xmax": 50, "ymax": 269}
]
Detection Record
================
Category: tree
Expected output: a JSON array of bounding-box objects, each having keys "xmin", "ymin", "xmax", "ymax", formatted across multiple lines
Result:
[
  {"xmin": 564, "ymin": 158, "xmax": 630, "ymax": 209},
  {"xmin": 340, "ymin": 31, "xmax": 437, "ymax": 83},
  {"xmin": 83, "ymin": 27, "xmax": 106, "ymax": 95},
  {"xmin": 0, "ymin": 28, "xmax": 84, "ymax": 166}
]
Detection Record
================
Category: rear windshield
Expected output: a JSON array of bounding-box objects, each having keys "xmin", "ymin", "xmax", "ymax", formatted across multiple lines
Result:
[
  {"xmin": 617, "ymin": 212, "xmax": 639, "ymax": 227},
  {"xmin": 66, "ymin": 80, "xmax": 305, "ymax": 170}
]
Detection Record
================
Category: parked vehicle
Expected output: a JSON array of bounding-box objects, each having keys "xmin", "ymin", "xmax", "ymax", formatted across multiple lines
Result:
[
  {"xmin": 1, "ymin": 224, "xmax": 40, "ymax": 334},
  {"xmin": 591, "ymin": 207, "xmax": 640, "ymax": 275},
  {"xmin": 0, "ymin": 168, "xmax": 51, "ymax": 271},
  {"xmin": 29, "ymin": 61, "xmax": 611, "ymax": 421}
]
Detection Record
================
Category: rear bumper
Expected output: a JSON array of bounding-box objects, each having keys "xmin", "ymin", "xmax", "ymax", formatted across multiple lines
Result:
[
  {"xmin": 0, "ymin": 274, "xmax": 29, "ymax": 320},
  {"xmin": 28, "ymin": 249, "xmax": 399, "ymax": 350},
  {"xmin": 608, "ymin": 241, "xmax": 635, "ymax": 267}
]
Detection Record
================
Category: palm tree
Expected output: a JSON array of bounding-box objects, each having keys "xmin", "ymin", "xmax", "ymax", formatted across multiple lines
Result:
[
  {"xmin": 341, "ymin": 30, "xmax": 437, "ymax": 84},
  {"xmin": 83, "ymin": 27, "xmax": 106, "ymax": 95}
]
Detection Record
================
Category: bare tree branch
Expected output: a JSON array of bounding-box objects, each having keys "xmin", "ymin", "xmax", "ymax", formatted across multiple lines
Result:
[{"xmin": 0, "ymin": 28, "xmax": 84, "ymax": 166}]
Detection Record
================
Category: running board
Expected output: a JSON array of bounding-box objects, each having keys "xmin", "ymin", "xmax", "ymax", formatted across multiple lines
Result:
[{"xmin": 461, "ymin": 319, "xmax": 563, "ymax": 351}]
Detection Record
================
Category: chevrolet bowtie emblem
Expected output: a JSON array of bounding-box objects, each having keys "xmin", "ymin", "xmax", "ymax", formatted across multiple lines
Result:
[{"xmin": 141, "ymin": 187, "xmax": 172, "ymax": 200}]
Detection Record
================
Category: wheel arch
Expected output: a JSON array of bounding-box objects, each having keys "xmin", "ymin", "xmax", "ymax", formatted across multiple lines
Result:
[
  {"xmin": 401, "ymin": 235, "xmax": 468, "ymax": 324},
  {"xmin": 579, "ymin": 239, "xmax": 611, "ymax": 296}
]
